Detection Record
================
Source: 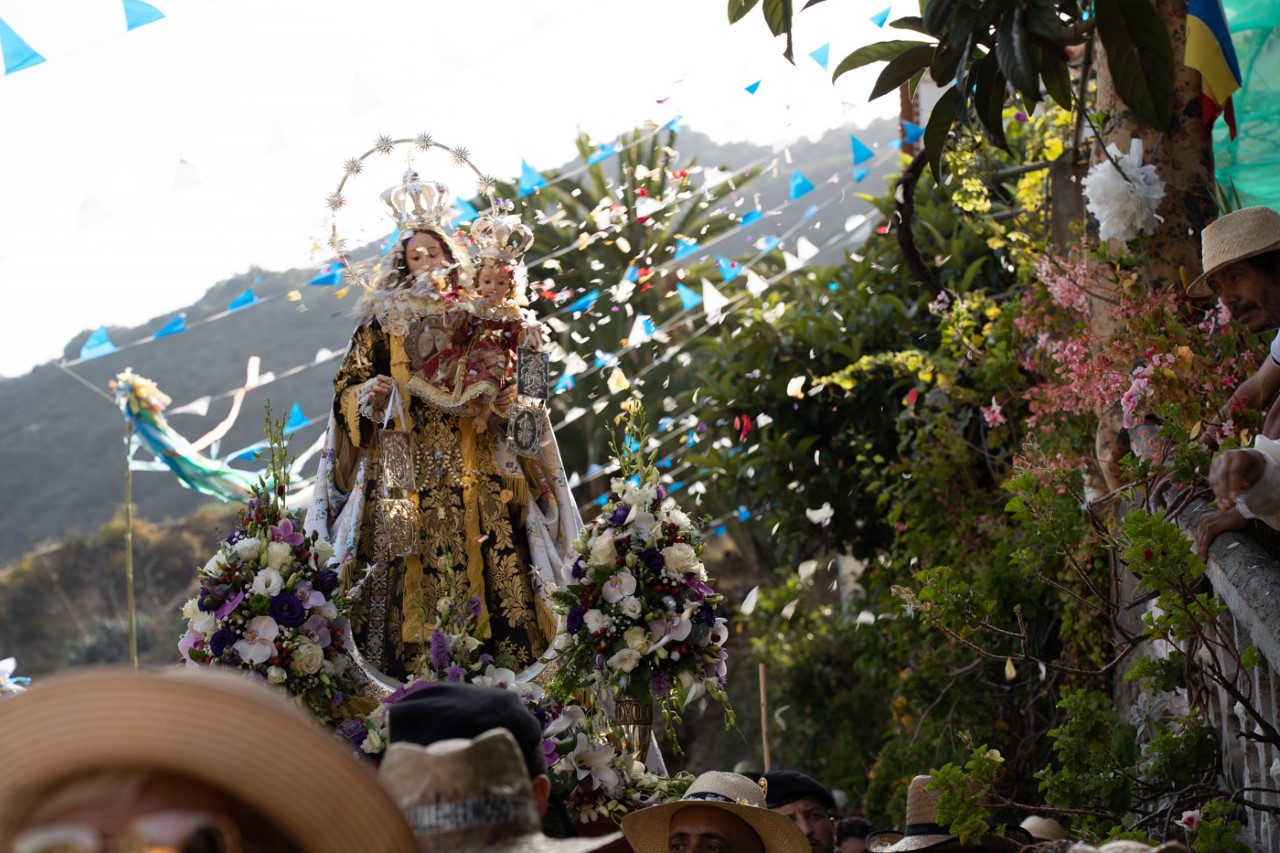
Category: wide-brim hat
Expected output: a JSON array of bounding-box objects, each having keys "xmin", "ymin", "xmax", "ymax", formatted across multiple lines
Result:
[
  {"xmin": 378, "ymin": 729, "xmax": 621, "ymax": 853},
  {"xmin": 0, "ymin": 667, "xmax": 417, "ymax": 852},
  {"xmin": 623, "ymin": 771, "xmax": 809, "ymax": 853},
  {"xmin": 865, "ymin": 776, "xmax": 1032, "ymax": 852},
  {"xmin": 1188, "ymin": 206, "xmax": 1280, "ymax": 296}
]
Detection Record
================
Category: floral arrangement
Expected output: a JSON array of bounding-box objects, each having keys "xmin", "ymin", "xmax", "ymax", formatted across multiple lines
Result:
[
  {"xmin": 549, "ymin": 403, "xmax": 732, "ymax": 742},
  {"xmin": 0, "ymin": 657, "xmax": 29, "ymax": 699},
  {"xmin": 178, "ymin": 415, "xmax": 353, "ymax": 720},
  {"xmin": 341, "ymin": 569, "xmax": 693, "ymax": 824}
]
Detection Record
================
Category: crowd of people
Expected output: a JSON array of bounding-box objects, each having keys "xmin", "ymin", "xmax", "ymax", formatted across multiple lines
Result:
[{"xmin": 0, "ymin": 669, "xmax": 1195, "ymax": 853}]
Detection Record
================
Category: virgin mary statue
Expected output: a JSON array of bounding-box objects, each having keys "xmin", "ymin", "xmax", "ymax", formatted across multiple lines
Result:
[{"xmin": 304, "ymin": 174, "xmax": 578, "ymax": 686}]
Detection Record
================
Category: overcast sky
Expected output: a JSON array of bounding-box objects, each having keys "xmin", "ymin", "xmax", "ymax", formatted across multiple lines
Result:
[{"xmin": 0, "ymin": 0, "xmax": 910, "ymax": 378}]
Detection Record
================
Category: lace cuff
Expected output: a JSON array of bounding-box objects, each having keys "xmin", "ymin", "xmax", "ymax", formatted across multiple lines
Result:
[{"xmin": 357, "ymin": 379, "xmax": 387, "ymax": 423}]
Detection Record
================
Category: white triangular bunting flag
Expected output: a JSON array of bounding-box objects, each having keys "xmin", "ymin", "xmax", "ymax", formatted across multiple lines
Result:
[
  {"xmin": 796, "ymin": 237, "xmax": 819, "ymax": 260},
  {"xmin": 703, "ymin": 279, "xmax": 730, "ymax": 325},
  {"xmin": 783, "ymin": 251, "xmax": 803, "ymax": 273},
  {"xmin": 746, "ymin": 270, "xmax": 770, "ymax": 298}
]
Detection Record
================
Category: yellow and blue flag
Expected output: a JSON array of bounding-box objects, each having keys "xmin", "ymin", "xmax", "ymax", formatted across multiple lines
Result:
[{"xmin": 1186, "ymin": 0, "xmax": 1242, "ymax": 138}]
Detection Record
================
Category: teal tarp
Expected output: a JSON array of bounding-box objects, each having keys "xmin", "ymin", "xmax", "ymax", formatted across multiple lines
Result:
[{"xmin": 1215, "ymin": 0, "xmax": 1280, "ymax": 207}]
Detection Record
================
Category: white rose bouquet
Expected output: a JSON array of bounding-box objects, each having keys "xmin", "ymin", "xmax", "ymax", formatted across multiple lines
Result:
[
  {"xmin": 550, "ymin": 404, "xmax": 732, "ymax": 743},
  {"xmin": 178, "ymin": 415, "xmax": 351, "ymax": 721}
]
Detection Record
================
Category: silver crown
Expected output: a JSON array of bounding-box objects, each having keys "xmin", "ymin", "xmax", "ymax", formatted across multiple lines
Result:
[
  {"xmin": 380, "ymin": 171, "xmax": 454, "ymax": 233},
  {"xmin": 470, "ymin": 201, "xmax": 533, "ymax": 264}
]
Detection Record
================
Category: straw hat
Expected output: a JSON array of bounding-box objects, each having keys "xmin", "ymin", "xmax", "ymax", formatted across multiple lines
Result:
[
  {"xmin": 0, "ymin": 667, "xmax": 416, "ymax": 852},
  {"xmin": 865, "ymin": 775, "xmax": 1033, "ymax": 852},
  {"xmin": 622, "ymin": 771, "xmax": 810, "ymax": 853},
  {"xmin": 377, "ymin": 728, "xmax": 621, "ymax": 853},
  {"xmin": 1188, "ymin": 206, "xmax": 1280, "ymax": 296},
  {"xmin": 1020, "ymin": 815, "xmax": 1067, "ymax": 841}
]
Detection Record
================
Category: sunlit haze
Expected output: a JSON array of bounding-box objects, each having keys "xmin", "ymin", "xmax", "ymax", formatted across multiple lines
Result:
[{"xmin": 0, "ymin": 0, "xmax": 912, "ymax": 378}]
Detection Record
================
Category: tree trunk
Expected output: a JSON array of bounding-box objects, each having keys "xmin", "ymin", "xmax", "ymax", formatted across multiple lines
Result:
[{"xmin": 1090, "ymin": 0, "xmax": 1217, "ymax": 490}]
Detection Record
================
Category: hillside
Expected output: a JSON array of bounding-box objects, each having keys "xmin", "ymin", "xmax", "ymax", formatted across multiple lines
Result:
[{"xmin": 0, "ymin": 119, "xmax": 901, "ymax": 569}]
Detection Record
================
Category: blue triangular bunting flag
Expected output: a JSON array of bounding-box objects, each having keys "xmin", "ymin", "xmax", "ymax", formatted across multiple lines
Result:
[
  {"xmin": 851, "ymin": 136, "xmax": 876, "ymax": 165},
  {"xmin": 594, "ymin": 350, "xmax": 618, "ymax": 369},
  {"xmin": 870, "ymin": 6, "xmax": 891, "ymax": 26},
  {"xmin": 518, "ymin": 159, "xmax": 546, "ymax": 197},
  {"xmin": 593, "ymin": 493, "xmax": 610, "ymax": 506},
  {"xmin": 79, "ymin": 326, "xmax": 116, "ymax": 361},
  {"xmin": 284, "ymin": 403, "xmax": 308, "ymax": 434},
  {"xmin": 902, "ymin": 119, "xmax": 925, "ymax": 144},
  {"xmin": 739, "ymin": 210, "xmax": 763, "ymax": 228},
  {"xmin": 309, "ymin": 263, "xmax": 341, "ymax": 286},
  {"xmin": 155, "ymin": 314, "xmax": 186, "ymax": 338},
  {"xmin": 381, "ymin": 228, "xmax": 401, "ymax": 255},
  {"xmin": 553, "ymin": 374, "xmax": 575, "ymax": 394},
  {"xmin": 587, "ymin": 142, "xmax": 619, "ymax": 166},
  {"xmin": 674, "ymin": 238, "xmax": 700, "ymax": 260},
  {"xmin": 122, "ymin": 0, "xmax": 165, "ymax": 30},
  {"xmin": 453, "ymin": 198, "xmax": 478, "ymax": 226},
  {"xmin": 0, "ymin": 18, "xmax": 45, "ymax": 74},
  {"xmin": 809, "ymin": 43, "xmax": 830, "ymax": 69},
  {"xmin": 228, "ymin": 289, "xmax": 259, "ymax": 311},
  {"xmin": 676, "ymin": 283, "xmax": 703, "ymax": 311},
  {"xmin": 854, "ymin": 167, "xmax": 870, "ymax": 183},
  {"xmin": 623, "ymin": 265, "xmax": 639, "ymax": 283},
  {"xmin": 661, "ymin": 115, "xmax": 683, "ymax": 133},
  {"xmin": 624, "ymin": 435, "xmax": 641, "ymax": 454},
  {"xmin": 757, "ymin": 235, "xmax": 781, "ymax": 253},
  {"xmin": 716, "ymin": 255, "xmax": 741, "ymax": 283},
  {"xmin": 745, "ymin": 80, "xmax": 761, "ymax": 95},
  {"xmin": 891, "ymin": 139, "xmax": 903, "ymax": 149},
  {"xmin": 789, "ymin": 171, "xmax": 815, "ymax": 201},
  {"xmin": 565, "ymin": 290, "xmax": 599, "ymax": 313}
]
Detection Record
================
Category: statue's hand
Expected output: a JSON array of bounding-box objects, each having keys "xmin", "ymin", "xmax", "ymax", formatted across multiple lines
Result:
[{"xmin": 362, "ymin": 375, "xmax": 394, "ymax": 408}]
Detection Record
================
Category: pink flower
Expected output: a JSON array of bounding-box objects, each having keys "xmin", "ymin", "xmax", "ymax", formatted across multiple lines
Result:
[
  {"xmin": 981, "ymin": 397, "xmax": 1007, "ymax": 428},
  {"xmin": 1175, "ymin": 809, "xmax": 1201, "ymax": 831},
  {"xmin": 271, "ymin": 518, "xmax": 305, "ymax": 547}
]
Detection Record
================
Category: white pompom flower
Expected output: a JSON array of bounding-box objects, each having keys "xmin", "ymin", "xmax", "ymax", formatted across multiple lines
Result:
[{"xmin": 1082, "ymin": 138, "xmax": 1165, "ymax": 243}]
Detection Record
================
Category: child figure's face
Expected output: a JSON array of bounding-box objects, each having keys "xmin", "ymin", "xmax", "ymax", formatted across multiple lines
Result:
[{"xmin": 476, "ymin": 261, "xmax": 513, "ymax": 305}]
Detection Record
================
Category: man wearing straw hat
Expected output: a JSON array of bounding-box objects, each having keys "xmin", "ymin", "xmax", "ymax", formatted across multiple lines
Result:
[
  {"xmin": 0, "ymin": 668, "xmax": 417, "ymax": 853},
  {"xmin": 622, "ymin": 771, "xmax": 810, "ymax": 853},
  {"xmin": 863, "ymin": 775, "xmax": 1032, "ymax": 852},
  {"xmin": 378, "ymin": 728, "xmax": 622, "ymax": 853},
  {"xmin": 1185, "ymin": 207, "xmax": 1280, "ymax": 555}
]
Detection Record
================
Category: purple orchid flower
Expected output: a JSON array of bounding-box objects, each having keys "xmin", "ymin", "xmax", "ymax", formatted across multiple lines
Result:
[
  {"xmin": 270, "ymin": 518, "xmax": 305, "ymax": 547},
  {"xmin": 302, "ymin": 614, "xmax": 331, "ymax": 648},
  {"xmin": 215, "ymin": 591, "xmax": 245, "ymax": 621},
  {"xmin": 687, "ymin": 578, "xmax": 714, "ymax": 602}
]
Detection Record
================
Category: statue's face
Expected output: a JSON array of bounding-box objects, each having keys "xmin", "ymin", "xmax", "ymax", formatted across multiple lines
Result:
[
  {"xmin": 405, "ymin": 232, "xmax": 448, "ymax": 277},
  {"xmin": 477, "ymin": 261, "xmax": 512, "ymax": 304}
]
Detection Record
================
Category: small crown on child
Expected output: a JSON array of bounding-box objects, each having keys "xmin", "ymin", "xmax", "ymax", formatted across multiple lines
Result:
[
  {"xmin": 470, "ymin": 200, "xmax": 534, "ymax": 265},
  {"xmin": 380, "ymin": 170, "xmax": 454, "ymax": 234}
]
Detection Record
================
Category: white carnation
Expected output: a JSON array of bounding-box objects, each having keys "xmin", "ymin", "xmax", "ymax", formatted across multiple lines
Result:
[
  {"xmin": 201, "ymin": 552, "xmax": 228, "ymax": 577},
  {"xmin": 1082, "ymin": 138, "xmax": 1165, "ymax": 243},
  {"xmin": 233, "ymin": 537, "xmax": 262, "ymax": 563},
  {"xmin": 251, "ymin": 568, "xmax": 284, "ymax": 598},
  {"xmin": 618, "ymin": 596, "xmax": 643, "ymax": 620},
  {"xmin": 608, "ymin": 649, "xmax": 641, "ymax": 672},
  {"xmin": 589, "ymin": 529, "xmax": 618, "ymax": 567},
  {"xmin": 191, "ymin": 610, "xmax": 217, "ymax": 636},
  {"xmin": 265, "ymin": 540, "xmax": 293, "ymax": 571},
  {"xmin": 583, "ymin": 609, "xmax": 612, "ymax": 634}
]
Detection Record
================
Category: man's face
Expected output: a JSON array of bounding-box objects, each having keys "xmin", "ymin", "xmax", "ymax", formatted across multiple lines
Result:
[
  {"xmin": 773, "ymin": 796, "xmax": 835, "ymax": 853},
  {"xmin": 667, "ymin": 805, "xmax": 764, "ymax": 853},
  {"xmin": 1211, "ymin": 260, "xmax": 1280, "ymax": 332},
  {"xmin": 837, "ymin": 836, "xmax": 867, "ymax": 853}
]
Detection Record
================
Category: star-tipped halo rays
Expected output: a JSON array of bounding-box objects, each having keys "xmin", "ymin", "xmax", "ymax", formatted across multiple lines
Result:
[
  {"xmin": 374, "ymin": 134, "xmax": 396, "ymax": 155},
  {"xmin": 476, "ymin": 175, "xmax": 497, "ymax": 196},
  {"xmin": 343, "ymin": 158, "xmax": 363, "ymax": 177},
  {"xmin": 415, "ymin": 132, "xmax": 434, "ymax": 150},
  {"xmin": 325, "ymin": 192, "xmax": 346, "ymax": 212},
  {"xmin": 450, "ymin": 145, "xmax": 471, "ymax": 166}
]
